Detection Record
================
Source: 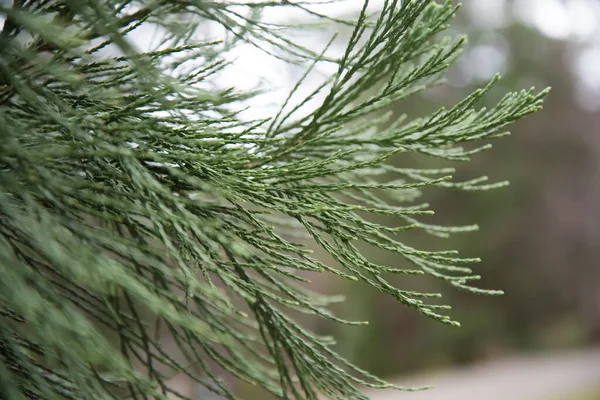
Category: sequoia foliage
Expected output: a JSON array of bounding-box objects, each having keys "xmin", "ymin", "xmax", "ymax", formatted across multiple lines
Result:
[{"xmin": 0, "ymin": 1, "xmax": 547, "ymax": 399}]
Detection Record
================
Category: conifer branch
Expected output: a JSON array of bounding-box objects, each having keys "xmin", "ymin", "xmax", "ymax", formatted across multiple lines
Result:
[{"xmin": 0, "ymin": 1, "xmax": 547, "ymax": 399}]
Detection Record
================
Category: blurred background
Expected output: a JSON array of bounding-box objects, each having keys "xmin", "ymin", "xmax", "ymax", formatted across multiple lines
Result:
[{"xmin": 306, "ymin": 0, "xmax": 600, "ymax": 399}]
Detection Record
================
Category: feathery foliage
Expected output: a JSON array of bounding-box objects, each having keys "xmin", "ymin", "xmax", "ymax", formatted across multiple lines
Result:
[{"xmin": 0, "ymin": 0, "xmax": 547, "ymax": 399}]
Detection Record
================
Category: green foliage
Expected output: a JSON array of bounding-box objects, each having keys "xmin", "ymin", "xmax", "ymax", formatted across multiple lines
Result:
[{"xmin": 0, "ymin": 0, "xmax": 547, "ymax": 399}]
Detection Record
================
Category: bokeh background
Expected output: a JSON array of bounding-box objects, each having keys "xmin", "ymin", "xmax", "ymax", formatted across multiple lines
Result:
[
  {"xmin": 324, "ymin": 0, "xmax": 600, "ymax": 370},
  {"xmin": 316, "ymin": 1, "xmax": 600, "ymax": 398}
]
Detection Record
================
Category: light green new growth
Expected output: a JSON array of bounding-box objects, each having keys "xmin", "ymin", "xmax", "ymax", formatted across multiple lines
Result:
[{"xmin": 0, "ymin": 0, "xmax": 547, "ymax": 399}]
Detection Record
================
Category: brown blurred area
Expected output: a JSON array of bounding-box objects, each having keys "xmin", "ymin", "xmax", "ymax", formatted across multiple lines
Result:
[{"xmin": 306, "ymin": 0, "xmax": 600, "ymax": 392}]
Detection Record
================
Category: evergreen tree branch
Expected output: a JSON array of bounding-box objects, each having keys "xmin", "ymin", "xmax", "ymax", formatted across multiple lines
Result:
[{"xmin": 0, "ymin": 1, "xmax": 548, "ymax": 399}]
